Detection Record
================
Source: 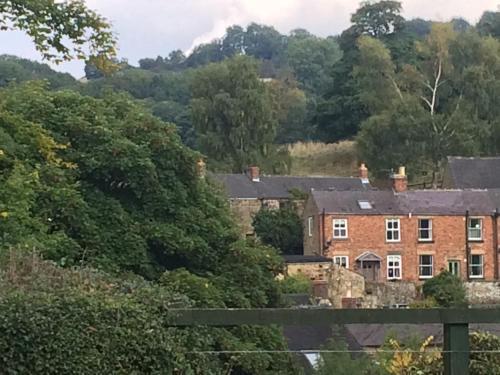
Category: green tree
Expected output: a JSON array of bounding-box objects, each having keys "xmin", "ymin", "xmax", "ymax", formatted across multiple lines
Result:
[
  {"xmin": 422, "ymin": 271, "xmax": 467, "ymax": 307},
  {"xmin": 0, "ymin": 81, "xmax": 301, "ymax": 374},
  {"xmin": 253, "ymin": 206, "xmax": 303, "ymax": 255},
  {"xmin": 477, "ymin": 11, "xmax": 500, "ymax": 38},
  {"xmin": 0, "ymin": 0, "xmax": 116, "ymax": 68},
  {"xmin": 286, "ymin": 32, "xmax": 342, "ymax": 94},
  {"xmin": 356, "ymin": 23, "xmax": 489, "ymax": 181},
  {"xmin": 316, "ymin": 338, "xmax": 382, "ymax": 374},
  {"xmin": 191, "ymin": 55, "xmax": 282, "ymax": 172}
]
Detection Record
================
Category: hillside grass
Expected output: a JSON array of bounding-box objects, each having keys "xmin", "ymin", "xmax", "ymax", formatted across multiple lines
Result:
[{"xmin": 287, "ymin": 140, "xmax": 359, "ymax": 177}]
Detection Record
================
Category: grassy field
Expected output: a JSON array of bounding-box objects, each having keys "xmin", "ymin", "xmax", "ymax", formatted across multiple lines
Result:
[{"xmin": 287, "ymin": 140, "xmax": 359, "ymax": 177}]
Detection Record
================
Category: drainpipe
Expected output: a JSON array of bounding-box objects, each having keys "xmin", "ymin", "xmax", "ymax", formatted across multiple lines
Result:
[
  {"xmin": 321, "ymin": 208, "xmax": 326, "ymax": 256},
  {"xmin": 465, "ymin": 210, "xmax": 470, "ymax": 282},
  {"xmin": 493, "ymin": 209, "xmax": 499, "ymax": 280}
]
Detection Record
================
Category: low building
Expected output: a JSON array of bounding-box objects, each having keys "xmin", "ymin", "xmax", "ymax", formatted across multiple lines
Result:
[
  {"xmin": 443, "ymin": 156, "xmax": 500, "ymax": 189},
  {"xmin": 213, "ymin": 165, "xmax": 371, "ymax": 235},
  {"xmin": 303, "ymin": 167, "xmax": 500, "ymax": 282}
]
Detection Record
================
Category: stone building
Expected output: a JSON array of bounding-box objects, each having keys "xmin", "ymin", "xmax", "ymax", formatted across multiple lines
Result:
[
  {"xmin": 213, "ymin": 166, "xmax": 370, "ymax": 235},
  {"xmin": 303, "ymin": 167, "xmax": 500, "ymax": 282}
]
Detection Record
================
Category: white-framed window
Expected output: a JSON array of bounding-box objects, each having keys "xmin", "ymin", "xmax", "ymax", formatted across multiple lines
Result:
[
  {"xmin": 387, "ymin": 255, "xmax": 402, "ymax": 280},
  {"xmin": 334, "ymin": 256, "xmax": 349, "ymax": 268},
  {"xmin": 418, "ymin": 255, "xmax": 433, "ymax": 279},
  {"xmin": 448, "ymin": 260, "xmax": 460, "ymax": 277},
  {"xmin": 469, "ymin": 254, "xmax": 484, "ymax": 278},
  {"xmin": 418, "ymin": 219, "xmax": 432, "ymax": 241},
  {"xmin": 333, "ymin": 219, "xmax": 348, "ymax": 239},
  {"xmin": 386, "ymin": 219, "xmax": 400, "ymax": 242},
  {"xmin": 307, "ymin": 216, "xmax": 313, "ymax": 237},
  {"xmin": 468, "ymin": 218, "xmax": 483, "ymax": 241}
]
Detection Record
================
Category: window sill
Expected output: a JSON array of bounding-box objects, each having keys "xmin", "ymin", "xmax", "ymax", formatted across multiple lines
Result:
[
  {"xmin": 469, "ymin": 275, "xmax": 484, "ymax": 279},
  {"xmin": 387, "ymin": 278, "xmax": 402, "ymax": 281},
  {"xmin": 468, "ymin": 239, "xmax": 483, "ymax": 243},
  {"xmin": 419, "ymin": 276, "xmax": 433, "ymax": 280},
  {"xmin": 332, "ymin": 237, "xmax": 348, "ymax": 241},
  {"xmin": 418, "ymin": 240, "xmax": 434, "ymax": 244}
]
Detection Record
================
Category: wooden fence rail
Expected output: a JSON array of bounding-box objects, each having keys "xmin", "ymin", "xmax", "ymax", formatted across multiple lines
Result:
[{"xmin": 168, "ymin": 308, "xmax": 500, "ymax": 375}]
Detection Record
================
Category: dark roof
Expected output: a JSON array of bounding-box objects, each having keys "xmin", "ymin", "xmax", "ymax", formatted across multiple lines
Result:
[
  {"xmin": 311, "ymin": 189, "xmax": 500, "ymax": 216},
  {"xmin": 283, "ymin": 255, "xmax": 332, "ymax": 264},
  {"xmin": 212, "ymin": 173, "xmax": 368, "ymax": 199},
  {"xmin": 346, "ymin": 323, "xmax": 500, "ymax": 347},
  {"xmin": 447, "ymin": 156, "xmax": 500, "ymax": 189},
  {"xmin": 286, "ymin": 323, "xmax": 500, "ymax": 351}
]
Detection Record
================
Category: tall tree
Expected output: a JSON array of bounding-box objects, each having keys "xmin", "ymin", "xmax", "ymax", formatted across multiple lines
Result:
[
  {"xmin": 0, "ymin": 0, "xmax": 116, "ymax": 69},
  {"xmin": 191, "ymin": 56, "xmax": 281, "ymax": 172},
  {"xmin": 315, "ymin": 0, "xmax": 406, "ymax": 142},
  {"xmin": 356, "ymin": 24, "xmax": 493, "ymax": 182}
]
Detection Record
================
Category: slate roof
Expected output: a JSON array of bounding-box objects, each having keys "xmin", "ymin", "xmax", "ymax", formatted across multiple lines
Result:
[
  {"xmin": 346, "ymin": 323, "xmax": 500, "ymax": 347},
  {"xmin": 447, "ymin": 156, "xmax": 500, "ymax": 189},
  {"xmin": 311, "ymin": 189, "xmax": 500, "ymax": 216},
  {"xmin": 285, "ymin": 322, "xmax": 500, "ymax": 351},
  {"xmin": 213, "ymin": 174, "xmax": 368, "ymax": 199},
  {"xmin": 283, "ymin": 255, "xmax": 332, "ymax": 264}
]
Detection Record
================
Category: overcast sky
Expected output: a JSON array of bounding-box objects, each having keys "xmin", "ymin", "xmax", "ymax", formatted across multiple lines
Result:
[{"xmin": 0, "ymin": 0, "xmax": 497, "ymax": 77}]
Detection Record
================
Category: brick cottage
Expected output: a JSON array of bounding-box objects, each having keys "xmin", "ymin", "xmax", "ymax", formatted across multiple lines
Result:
[{"xmin": 303, "ymin": 167, "xmax": 500, "ymax": 282}]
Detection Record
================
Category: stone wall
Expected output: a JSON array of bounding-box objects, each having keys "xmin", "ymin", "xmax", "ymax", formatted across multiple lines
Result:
[
  {"xmin": 328, "ymin": 265, "xmax": 365, "ymax": 308},
  {"xmin": 466, "ymin": 281, "xmax": 500, "ymax": 305},
  {"xmin": 229, "ymin": 199, "xmax": 262, "ymax": 236},
  {"xmin": 363, "ymin": 281, "xmax": 418, "ymax": 308},
  {"xmin": 287, "ymin": 261, "xmax": 331, "ymax": 282},
  {"xmin": 327, "ymin": 265, "xmax": 418, "ymax": 308}
]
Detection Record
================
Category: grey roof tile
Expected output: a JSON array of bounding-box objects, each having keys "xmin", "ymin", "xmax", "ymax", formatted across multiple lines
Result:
[
  {"xmin": 447, "ymin": 156, "xmax": 500, "ymax": 189},
  {"xmin": 312, "ymin": 189, "xmax": 500, "ymax": 215},
  {"xmin": 212, "ymin": 173, "xmax": 368, "ymax": 199}
]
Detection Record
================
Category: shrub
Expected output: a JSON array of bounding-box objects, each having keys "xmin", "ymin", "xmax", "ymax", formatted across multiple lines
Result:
[
  {"xmin": 422, "ymin": 271, "xmax": 467, "ymax": 307},
  {"xmin": 470, "ymin": 331, "xmax": 500, "ymax": 374},
  {"xmin": 279, "ymin": 273, "xmax": 312, "ymax": 294},
  {"xmin": 253, "ymin": 206, "xmax": 303, "ymax": 255}
]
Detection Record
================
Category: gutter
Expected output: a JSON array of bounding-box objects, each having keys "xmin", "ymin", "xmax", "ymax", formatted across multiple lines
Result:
[
  {"xmin": 321, "ymin": 208, "xmax": 326, "ymax": 256},
  {"xmin": 494, "ymin": 208, "xmax": 499, "ymax": 280},
  {"xmin": 465, "ymin": 210, "xmax": 470, "ymax": 282}
]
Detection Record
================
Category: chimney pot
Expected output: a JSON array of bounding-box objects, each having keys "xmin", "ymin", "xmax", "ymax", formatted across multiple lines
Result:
[
  {"xmin": 391, "ymin": 166, "xmax": 408, "ymax": 193},
  {"xmin": 196, "ymin": 158, "xmax": 206, "ymax": 178},
  {"xmin": 247, "ymin": 166, "xmax": 260, "ymax": 182},
  {"xmin": 359, "ymin": 163, "xmax": 369, "ymax": 181}
]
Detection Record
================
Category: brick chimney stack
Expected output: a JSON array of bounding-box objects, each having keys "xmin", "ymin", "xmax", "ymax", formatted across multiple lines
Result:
[
  {"xmin": 359, "ymin": 163, "xmax": 369, "ymax": 181},
  {"xmin": 391, "ymin": 166, "xmax": 408, "ymax": 192},
  {"xmin": 247, "ymin": 166, "xmax": 260, "ymax": 182}
]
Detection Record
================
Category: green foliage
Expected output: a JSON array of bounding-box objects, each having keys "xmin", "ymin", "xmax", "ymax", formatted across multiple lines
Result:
[
  {"xmin": 191, "ymin": 55, "xmax": 285, "ymax": 172},
  {"xmin": 279, "ymin": 273, "xmax": 312, "ymax": 294},
  {"xmin": 422, "ymin": 271, "xmax": 467, "ymax": 307},
  {"xmin": 316, "ymin": 338, "xmax": 383, "ymax": 374},
  {"xmin": 470, "ymin": 331, "xmax": 500, "ymax": 374},
  {"xmin": 0, "ymin": 251, "xmax": 299, "ymax": 374},
  {"xmin": 355, "ymin": 23, "xmax": 499, "ymax": 180},
  {"xmin": 0, "ymin": 0, "xmax": 116, "ymax": 68},
  {"xmin": 0, "ymin": 55, "xmax": 76, "ymax": 88},
  {"xmin": 253, "ymin": 206, "xmax": 303, "ymax": 255}
]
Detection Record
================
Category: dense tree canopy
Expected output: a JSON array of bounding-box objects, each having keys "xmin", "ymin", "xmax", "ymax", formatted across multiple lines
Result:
[{"xmin": 191, "ymin": 55, "xmax": 284, "ymax": 172}]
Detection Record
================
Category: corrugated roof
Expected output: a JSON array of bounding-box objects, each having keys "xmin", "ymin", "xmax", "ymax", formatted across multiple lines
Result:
[
  {"xmin": 312, "ymin": 189, "xmax": 500, "ymax": 215},
  {"xmin": 213, "ymin": 173, "xmax": 368, "ymax": 199},
  {"xmin": 447, "ymin": 156, "xmax": 500, "ymax": 189}
]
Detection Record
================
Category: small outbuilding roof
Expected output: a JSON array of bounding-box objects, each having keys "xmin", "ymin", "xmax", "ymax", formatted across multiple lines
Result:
[{"xmin": 446, "ymin": 156, "xmax": 500, "ymax": 189}]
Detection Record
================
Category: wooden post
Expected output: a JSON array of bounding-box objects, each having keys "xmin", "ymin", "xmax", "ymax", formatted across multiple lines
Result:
[{"xmin": 444, "ymin": 323, "xmax": 469, "ymax": 375}]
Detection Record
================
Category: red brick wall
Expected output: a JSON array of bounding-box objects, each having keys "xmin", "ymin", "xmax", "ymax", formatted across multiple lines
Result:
[{"xmin": 321, "ymin": 214, "xmax": 497, "ymax": 282}]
